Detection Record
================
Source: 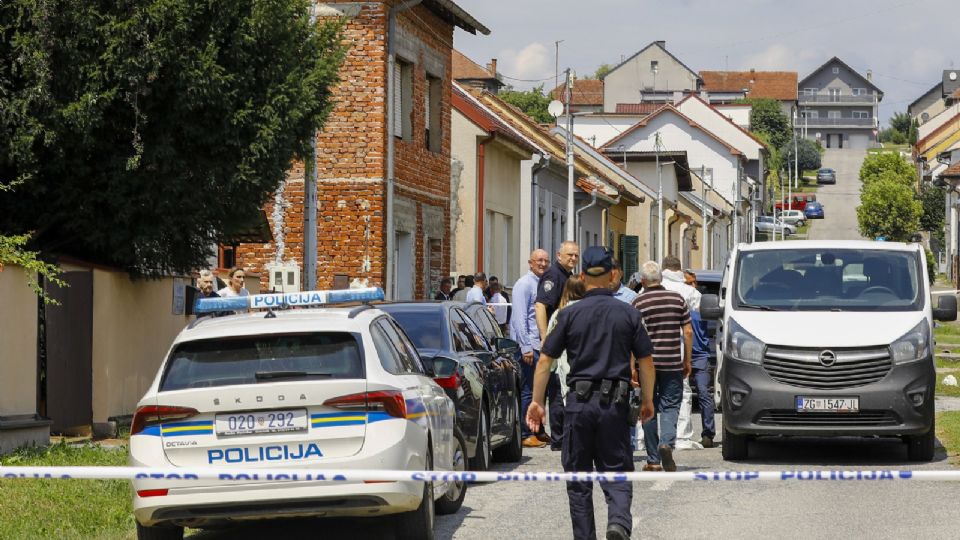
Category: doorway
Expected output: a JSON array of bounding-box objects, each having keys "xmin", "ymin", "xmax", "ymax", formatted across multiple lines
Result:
[
  {"xmin": 41, "ymin": 271, "xmax": 93, "ymax": 434},
  {"xmin": 394, "ymin": 231, "xmax": 414, "ymax": 300},
  {"xmin": 838, "ymin": 133, "xmax": 844, "ymax": 149}
]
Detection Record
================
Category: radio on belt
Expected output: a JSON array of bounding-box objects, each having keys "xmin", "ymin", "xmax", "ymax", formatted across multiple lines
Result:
[{"xmin": 193, "ymin": 287, "xmax": 385, "ymax": 314}]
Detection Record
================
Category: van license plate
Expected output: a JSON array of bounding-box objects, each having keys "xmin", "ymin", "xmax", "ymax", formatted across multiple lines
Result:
[
  {"xmin": 796, "ymin": 397, "xmax": 859, "ymax": 413},
  {"xmin": 215, "ymin": 409, "xmax": 307, "ymax": 436}
]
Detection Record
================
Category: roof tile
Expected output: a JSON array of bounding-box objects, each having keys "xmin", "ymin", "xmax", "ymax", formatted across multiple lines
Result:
[
  {"xmin": 452, "ymin": 49, "xmax": 495, "ymax": 81},
  {"xmin": 550, "ymin": 79, "xmax": 604, "ymax": 106},
  {"xmin": 615, "ymin": 103, "xmax": 665, "ymax": 114},
  {"xmin": 700, "ymin": 70, "xmax": 798, "ymax": 101}
]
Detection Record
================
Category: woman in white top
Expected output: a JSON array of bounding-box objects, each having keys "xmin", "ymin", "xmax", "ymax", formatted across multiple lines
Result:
[
  {"xmin": 218, "ymin": 267, "xmax": 250, "ymax": 297},
  {"xmin": 545, "ymin": 275, "xmax": 586, "ymax": 398}
]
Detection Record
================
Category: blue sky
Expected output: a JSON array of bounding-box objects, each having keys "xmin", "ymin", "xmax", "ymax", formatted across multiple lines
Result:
[{"xmin": 453, "ymin": 0, "xmax": 959, "ymax": 124}]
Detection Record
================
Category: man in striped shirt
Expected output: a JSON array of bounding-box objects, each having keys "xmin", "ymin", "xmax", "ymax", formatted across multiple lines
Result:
[{"xmin": 631, "ymin": 261, "xmax": 693, "ymax": 472}]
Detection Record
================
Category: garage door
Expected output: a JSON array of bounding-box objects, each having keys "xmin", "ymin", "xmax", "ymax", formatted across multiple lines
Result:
[{"xmin": 847, "ymin": 134, "xmax": 870, "ymax": 149}]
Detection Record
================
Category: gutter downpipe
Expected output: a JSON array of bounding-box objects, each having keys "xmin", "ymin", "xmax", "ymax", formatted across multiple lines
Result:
[
  {"xmin": 386, "ymin": 0, "xmax": 423, "ymax": 300},
  {"xmin": 531, "ymin": 154, "xmax": 550, "ymax": 250},
  {"xmin": 600, "ymin": 189, "xmax": 622, "ymax": 248},
  {"xmin": 477, "ymin": 133, "xmax": 496, "ymax": 270},
  {"xmin": 576, "ymin": 189, "xmax": 600, "ymax": 247},
  {"xmin": 668, "ymin": 213, "xmax": 682, "ymax": 258}
]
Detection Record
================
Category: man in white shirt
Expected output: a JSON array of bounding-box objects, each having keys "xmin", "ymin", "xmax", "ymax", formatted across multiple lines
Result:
[
  {"xmin": 465, "ymin": 272, "xmax": 488, "ymax": 306},
  {"xmin": 660, "ymin": 256, "xmax": 702, "ymax": 450}
]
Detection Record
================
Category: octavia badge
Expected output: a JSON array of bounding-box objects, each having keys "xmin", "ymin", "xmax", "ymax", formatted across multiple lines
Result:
[{"xmin": 819, "ymin": 350, "xmax": 837, "ymax": 367}]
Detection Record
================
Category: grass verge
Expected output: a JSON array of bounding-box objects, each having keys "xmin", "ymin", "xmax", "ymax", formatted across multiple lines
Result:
[
  {"xmin": 0, "ymin": 442, "xmax": 134, "ymax": 540},
  {"xmin": 936, "ymin": 411, "xmax": 960, "ymax": 463}
]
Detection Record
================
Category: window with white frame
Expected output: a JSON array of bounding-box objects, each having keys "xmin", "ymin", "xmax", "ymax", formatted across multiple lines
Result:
[
  {"xmin": 805, "ymin": 110, "xmax": 819, "ymax": 119},
  {"xmin": 851, "ymin": 88, "xmax": 867, "ymax": 96},
  {"xmin": 828, "ymin": 111, "xmax": 841, "ymax": 119},
  {"xmin": 852, "ymin": 111, "xmax": 869, "ymax": 119},
  {"xmin": 832, "ymin": 67, "xmax": 840, "ymax": 74},
  {"xmin": 803, "ymin": 88, "xmax": 817, "ymax": 96},
  {"xmin": 828, "ymin": 88, "xmax": 841, "ymax": 100}
]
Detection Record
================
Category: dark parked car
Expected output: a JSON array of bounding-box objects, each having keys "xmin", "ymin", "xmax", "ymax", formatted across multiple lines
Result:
[
  {"xmin": 816, "ymin": 168, "xmax": 836, "ymax": 184},
  {"xmin": 378, "ymin": 302, "xmax": 523, "ymax": 472},
  {"xmin": 804, "ymin": 200, "xmax": 825, "ymax": 219}
]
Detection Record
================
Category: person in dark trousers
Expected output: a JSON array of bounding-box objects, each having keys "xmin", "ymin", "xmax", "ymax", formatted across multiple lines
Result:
[
  {"xmin": 632, "ymin": 261, "xmax": 692, "ymax": 472},
  {"xmin": 535, "ymin": 240, "xmax": 580, "ymax": 449},
  {"xmin": 684, "ymin": 270, "xmax": 716, "ymax": 448},
  {"xmin": 510, "ymin": 249, "xmax": 551, "ymax": 448},
  {"xmin": 527, "ymin": 246, "xmax": 655, "ymax": 540},
  {"xmin": 434, "ymin": 277, "xmax": 454, "ymax": 300}
]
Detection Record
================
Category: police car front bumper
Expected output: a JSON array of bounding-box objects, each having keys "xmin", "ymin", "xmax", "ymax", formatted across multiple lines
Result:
[{"xmin": 720, "ymin": 353, "xmax": 934, "ymax": 437}]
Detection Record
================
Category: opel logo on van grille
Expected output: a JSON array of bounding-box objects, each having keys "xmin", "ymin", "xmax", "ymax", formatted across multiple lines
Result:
[{"xmin": 819, "ymin": 350, "xmax": 837, "ymax": 367}]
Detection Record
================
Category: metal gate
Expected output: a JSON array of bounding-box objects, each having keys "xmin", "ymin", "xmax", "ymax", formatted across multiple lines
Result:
[{"xmin": 42, "ymin": 270, "xmax": 93, "ymax": 433}]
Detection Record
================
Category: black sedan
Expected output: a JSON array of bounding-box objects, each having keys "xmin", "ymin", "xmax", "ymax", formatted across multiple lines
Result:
[{"xmin": 378, "ymin": 302, "xmax": 523, "ymax": 472}]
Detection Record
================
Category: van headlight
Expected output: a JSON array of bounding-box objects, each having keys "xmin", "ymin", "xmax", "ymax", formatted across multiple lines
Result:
[
  {"xmin": 889, "ymin": 319, "xmax": 930, "ymax": 364},
  {"xmin": 725, "ymin": 318, "xmax": 765, "ymax": 365}
]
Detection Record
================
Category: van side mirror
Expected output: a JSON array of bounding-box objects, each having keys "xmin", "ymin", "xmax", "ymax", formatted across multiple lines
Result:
[
  {"xmin": 700, "ymin": 294, "xmax": 723, "ymax": 320},
  {"xmin": 934, "ymin": 295, "xmax": 958, "ymax": 322}
]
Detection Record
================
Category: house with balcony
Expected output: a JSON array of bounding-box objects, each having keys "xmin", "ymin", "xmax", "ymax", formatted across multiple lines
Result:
[{"xmin": 797, "ymin": 57, "xmax": 883, "ymax": 149}]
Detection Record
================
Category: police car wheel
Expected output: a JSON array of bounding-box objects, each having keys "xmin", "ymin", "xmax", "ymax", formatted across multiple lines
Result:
[
  {"xmin": 136, "ymin": 523, "xmax": 183, "ymax": 540},
  {"xmin": 435, "ymin": 428, "xmax": 468, "ymax": 515},
  {"xmin": 493, "ymin": 397, "xmax": 522, "ymax": 463},
  {"xmin": 396, "ymin": 447, "xmax": 435, "ymax": 540},
  {"xmin": 470, "ymin": 406, "xmax": 491, "ymax": 471},
  {"xmin": 721, "ymin": 427, "xmax": 749, "ymax": 461}
]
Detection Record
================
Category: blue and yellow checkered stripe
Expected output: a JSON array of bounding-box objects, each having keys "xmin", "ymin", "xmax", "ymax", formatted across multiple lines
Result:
[
  {"xmin": 310, "ymin": 412, "xmax": 393, "ymax": 428},
  {"xmin": 139, "ymin": 420, "xmax": 214, "ymax": 437}
]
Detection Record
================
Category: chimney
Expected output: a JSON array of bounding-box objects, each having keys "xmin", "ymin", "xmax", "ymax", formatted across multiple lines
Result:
[
  {"xmin": 487, "ymin": 58, "xmax": 497, "ymax": 77},
  {"xmin": 866, "ymin": 69, "xmax": 873, "ymax": 81},
  {"xmin": 655, "ymin": 40, "xmax": 666, "ymax": 49}
]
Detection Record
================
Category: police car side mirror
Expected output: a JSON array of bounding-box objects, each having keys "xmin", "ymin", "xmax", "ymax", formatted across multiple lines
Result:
[
  {"xmin": 934, "ymin": 295, "xmax": 958, "ymax": 322},
  {"xmin": 494, "ymin": 337, "xmax": 520, "ymax": 357},
  {"xmin": 700, "ymin": 294, "xmax": 723, "ymax": 320}
]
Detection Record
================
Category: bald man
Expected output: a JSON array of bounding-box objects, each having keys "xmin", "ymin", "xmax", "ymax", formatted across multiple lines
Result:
[{"xmin": 510, "ymin": 248, "xmax": 551, "ymax": 447}]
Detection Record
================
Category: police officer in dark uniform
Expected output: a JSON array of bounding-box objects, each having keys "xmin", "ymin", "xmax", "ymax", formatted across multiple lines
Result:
[
  {"xmin": 535, "ymin": 240, "xmax": 580, "ymax": 448},
  {"xmin": 527, "ymin": 246, "xmax": 656, "ymax": 540}
]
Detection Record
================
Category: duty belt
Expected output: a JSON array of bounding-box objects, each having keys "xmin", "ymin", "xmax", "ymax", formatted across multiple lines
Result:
[{"xmin": 572, "ymin": 379, "xmax": 631, "ymax": 406}]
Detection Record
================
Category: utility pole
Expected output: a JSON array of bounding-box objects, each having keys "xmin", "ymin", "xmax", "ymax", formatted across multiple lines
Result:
[
  {"xmin": 655, "ymin": 132, "xmax": 664, "ymax": 262},
  {"xmin": 701, "ymin": 165, "xmax": 708, "ymax": 268},
  {"xmin": 565, "ymin": 68, "xmax": 575, "ymax": 242},
  {"xmin": 303, "ymin": 3, "xmax": 319, "ymax": 290},
  {"xmin": 732, "ymin": 165, "xmax": 740, "ymax": 248},
  {"xmin": 554, "ymin": 40, "xmax": 564, "ymax": 100}
]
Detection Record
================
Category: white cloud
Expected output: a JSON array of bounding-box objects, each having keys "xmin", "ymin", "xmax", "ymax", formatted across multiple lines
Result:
[
  {"xmin": 498, "ymin": 42, "xmax": 551, "ymax": 83},
  {"xmin": 737, "ymin": 43, "xmax": 822, "ymax": 73}
]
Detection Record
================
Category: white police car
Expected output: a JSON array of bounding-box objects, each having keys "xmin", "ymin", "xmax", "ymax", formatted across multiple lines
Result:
[{"xmin": 130, "ymin": 288, "xmax": 461, "ymax": 539}]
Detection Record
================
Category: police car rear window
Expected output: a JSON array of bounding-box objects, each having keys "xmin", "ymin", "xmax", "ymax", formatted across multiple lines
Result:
[{"xmin": 160, "ymin": 333, "xmax": 364, "ymax": 391}]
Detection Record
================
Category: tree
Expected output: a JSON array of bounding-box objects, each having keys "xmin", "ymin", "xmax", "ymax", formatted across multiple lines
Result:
[
  {"xmin": 593, "ymin": 63, "xmax": 613, "ymax": 79},
  {"xmin": 498, "ymin": 84, "xmax": 554, "ymax": 124},
  {"xmin": 890, "ymin": 112, "xmax": 912, "ymax": 135},
  {"xmin": 859, "ymin": 152, "xmax": 915, "ymax": 184},
  {"xmin": 741, "ymin": 98, "xmax": 791, "ymax": 149},
  {"xmin": 0, "ymin": 0, "xmax": 347, "ymax": 277},
  {"xmin": 856, "ymin": 177, "xmax": 922, "ymax": 241},
  {"xmin": 780, "ymin": 138, "xmax": 822, "ymax": 172},
  {"xmin": 917, "ymin": 183, "xmax": 946, "ymax": 247}
]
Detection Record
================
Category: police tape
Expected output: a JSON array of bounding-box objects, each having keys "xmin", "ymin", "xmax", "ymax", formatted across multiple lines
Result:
[{"xmin": 2, "ymin": 466, "xmax": 960, "ymax": 483}]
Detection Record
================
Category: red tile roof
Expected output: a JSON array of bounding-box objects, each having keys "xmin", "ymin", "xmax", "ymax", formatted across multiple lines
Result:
[
  {"xmin": 452, "ymin": 83, "xmax": 537, "ymax": 153},
  {"xmin": 615, "ymin": 103, "xmax": 665, "ymax": 114},
  {"xmin": 700, "ymin": 70, "xmax": 798, "ymax": 101},
  {"xmin": 452, "ymin": 49, "xmax": 495, "ymax": 81},
  {"xmin": 550, "ymin": 79, "xmax": 604, "ymax": 106},
  {"xmin": 941, "ymin": 161, "xmax": 960, "ymax": 178}
]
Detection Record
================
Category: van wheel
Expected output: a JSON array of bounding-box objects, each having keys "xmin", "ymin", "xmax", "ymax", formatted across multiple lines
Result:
[
  {"xmin": 435, "ymin": 428, "xmax": 467, "ymax": 515},
  {"xmin": 396, "ymin": 447, "xmax": 435, "ymax": 540},
  {"xmin": 136, "ymin": 523, "xmax": 183, "ymax": 540},
  {"xmin": 906, "ymin": 417, "xmax": 936, "ymax": 462},
  {"xmin": 493, "ymin": 397, "xmax": 522, "ymax": 463},
  {"xmin": 470, "ymin": 406, "xmax": 491, "ymax": 471},
  {"xmin": 721, "ymin": 427, "xmax": 749, "ymax": 461}
]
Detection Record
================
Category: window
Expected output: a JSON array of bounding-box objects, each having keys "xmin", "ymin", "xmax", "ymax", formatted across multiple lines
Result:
[
  {"xmin": 382, "ymin": 308, "xmax": 445, "ymax": 351},
  {"xmin": 425, "ymin": 74, "xmax": 441, "ymax": 152},
  {"xmin": 828, "ymin": 88, "xmax": 841, "ymax": 100},
  {"xmin": 394, "ymin": 59, "xmax": 413, "ymax": 140},
  {"xmin": 802, "ymin": 88, "xmax": 817, "ymax": 96},
  {"xmin": 377, "ymin": 319, "xmax": 422, "ymax": 374},
  {"xmin": 852, "ymin": 111, "xmax": 869, "ymax": 119},
  {"xmin": 828, "ymin": 111, "xmax": 841, "ymax": 119},
  {"xmin": 371, "ymin": 323, "xmax": 404, "ymax": 374},
  {"xmin": 851, "ymin": 88, "xmax": 867, "ymax": 96},
  {"xmin": 451, "ymin": 309, "xmax": 488, "ymax": 352},
  {"xmin": 650, "ymin": 60, "xmax": 659, "ymax": 73},
  {"xmin": 806, "ymin": 110, "xmax": 819, "ymax": 119},
  {"xmin": 465, "ymin": 306, "xmax": 500, "ymax": 344},
  {"xmin": 832, "ymin": 67, "xmax": 840, "ymax": 74},
  {"xmin": 701, "ymin": 168, "xmax": 714, "ymax": 186}
]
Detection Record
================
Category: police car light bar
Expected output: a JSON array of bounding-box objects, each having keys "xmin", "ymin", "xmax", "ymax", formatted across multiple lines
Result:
[{"xmin": 194, "ymin": 287, "xmax": 385, "ymax": 314}]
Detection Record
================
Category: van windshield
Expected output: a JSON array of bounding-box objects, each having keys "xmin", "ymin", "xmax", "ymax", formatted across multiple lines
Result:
[{"xmin": 733, "ymin": 249, "xmax": 923, "ymax": 312}]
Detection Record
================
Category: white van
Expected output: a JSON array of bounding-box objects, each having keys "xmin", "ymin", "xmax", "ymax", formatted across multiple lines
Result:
[{"xmin": 700, "ymin": 240, "xmax": 957, "ymax": 462}]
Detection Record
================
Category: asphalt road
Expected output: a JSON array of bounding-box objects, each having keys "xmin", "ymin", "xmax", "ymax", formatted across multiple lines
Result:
[
  {"xmin": 189, "ymin": 409, "xmax": 958, "ymax": 540},
  {"xmin": 806, "ymin": 148, "xmax": 869, "ymax": 241}
]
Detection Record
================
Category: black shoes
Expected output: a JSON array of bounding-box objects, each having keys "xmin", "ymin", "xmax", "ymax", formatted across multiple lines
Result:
[
  {"xmin": 701, "ymin": 435, "xmax": 715, "ymax": 448},
  {"xmin": 606, "ymin": 523, "xmax": 630, "ymax": 540},
  {"xmin": 658, "ymin": 444, "xmax": 676, "ymax": 472}
]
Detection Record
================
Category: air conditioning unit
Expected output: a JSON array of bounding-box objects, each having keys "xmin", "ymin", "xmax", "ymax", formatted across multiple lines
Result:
[{"xmin": 267, "ymin": 265, "xmax": 300, "ymax": 293}]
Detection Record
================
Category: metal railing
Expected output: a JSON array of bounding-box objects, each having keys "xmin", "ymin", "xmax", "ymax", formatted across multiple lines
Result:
[
  {"xmin": 801, "ymin": 118, "xmax": 876, "ymax": 127},
  {"xmin": 799, "ymin": 94, "xmax": 877, "ymax": 104}
]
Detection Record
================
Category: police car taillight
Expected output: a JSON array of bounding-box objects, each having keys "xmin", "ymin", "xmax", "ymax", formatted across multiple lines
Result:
[
  {"xmin": 323, "ymin": 390, "xmax": 407, "ymax": 419},
  {"xmin": 130, "ymin": 405, "xmax": 199, "ymax": 435}
]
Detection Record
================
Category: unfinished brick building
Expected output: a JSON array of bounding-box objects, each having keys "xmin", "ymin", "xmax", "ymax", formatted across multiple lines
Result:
[{"xmin": 235, "ymin": 1, "xmax": 488, "ymax": 299}]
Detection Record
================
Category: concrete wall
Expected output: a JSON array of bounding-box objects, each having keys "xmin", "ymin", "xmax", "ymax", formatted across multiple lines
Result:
[
  {"xmin": 483, "ymin": 139, "xmax": 525, "ymax": 285},
  {"xmin": 605, "ymin": 45, "xmax": 698, "ymax": 112},
  {"xmin": 451, "ymin": 109, "xmax": 485, "ymax": 276},
  {"xmin": 909, "ymin": 85, "xmax": 946, "ymax": 125},
  {"xmin": 677, "ymin": 97, "xmax": 763, "ymax": 160},
  {"xmin": 91, "ymin": 271, "xmax": 192, "ymax": 424},
  {"xmin": 0, "ymin": 266, "xmax": 38, "ymax": 417}
]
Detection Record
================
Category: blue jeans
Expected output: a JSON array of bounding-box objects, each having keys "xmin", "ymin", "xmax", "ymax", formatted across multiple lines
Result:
[
  {"xmin": 691, "ymin": 365, "xmax": 716, "ymax": 438},
  {"xmin": 519, "ymin": 350, "xmax": 538, "ymax": 438},
  {"xmin": 642, "ymin": 371, "xmax": 684, "ymax": 464}
]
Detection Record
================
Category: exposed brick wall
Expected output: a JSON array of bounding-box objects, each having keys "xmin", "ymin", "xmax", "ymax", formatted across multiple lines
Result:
[{"xmin": 236, "ymin": 1, "xmax": 454, "ymax": 298}]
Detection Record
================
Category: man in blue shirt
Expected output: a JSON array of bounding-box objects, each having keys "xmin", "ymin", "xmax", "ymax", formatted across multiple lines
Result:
[
  {"xmin": 465, "ymin": 272, "xmax": 488, "ymax": 306},
  {"xmin": 611, "ymin": 259, "xmax": 638, "ymax": 304},
  {"xmin": 510, "ymin": 249, "xmax": 550, "ymax": 447}
]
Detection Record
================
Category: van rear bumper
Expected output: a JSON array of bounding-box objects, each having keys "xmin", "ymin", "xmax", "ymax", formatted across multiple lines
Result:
[{"xmin": 720, "ymin": 353, "xmax": 934, "ymax": 437}]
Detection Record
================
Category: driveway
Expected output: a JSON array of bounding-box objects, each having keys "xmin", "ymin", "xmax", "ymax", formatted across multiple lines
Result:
[{"xmin": 806, "ymin": 148, "xmax": 868, "ymax": 241}]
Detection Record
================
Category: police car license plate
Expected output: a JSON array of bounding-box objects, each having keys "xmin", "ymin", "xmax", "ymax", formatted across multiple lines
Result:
[
  {"xmin": 215, "ymin": 409, "xmax": 308, "ymax": 436},
  {"xmin": 796, "ymin": 397, "xmax": 859, "ymax": 413}
]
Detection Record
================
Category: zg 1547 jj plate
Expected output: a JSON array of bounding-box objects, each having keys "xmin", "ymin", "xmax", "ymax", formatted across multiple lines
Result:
[
  {"xmin": 796, "ymin": 397, "xmax": 859, "ymax": 413},
  {"xmin": 215, "ymin": 409, "xmax": 308, "ymax": 436}
]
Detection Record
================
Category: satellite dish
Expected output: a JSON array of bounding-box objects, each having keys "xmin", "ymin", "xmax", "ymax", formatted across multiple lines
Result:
[
  {"xmin": 548, "ymin": 100, "xmax": 565, "ymax": 118},
  {"xmin": 951, "ymin": 72, "xmax": 958, "ymax": 81}
]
